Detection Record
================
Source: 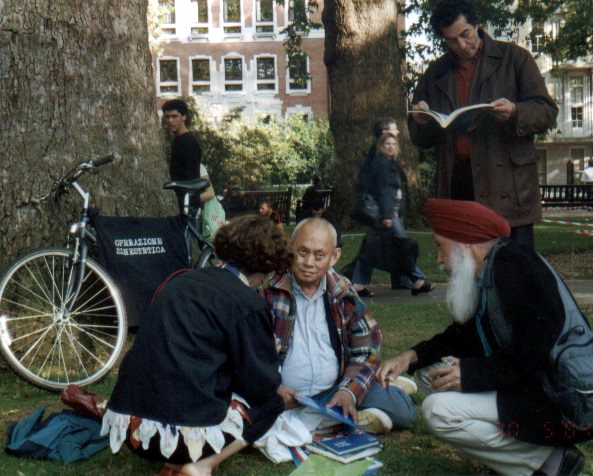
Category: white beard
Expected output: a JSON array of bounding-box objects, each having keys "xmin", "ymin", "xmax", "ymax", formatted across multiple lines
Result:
[{"xmin": 442, "ymin": 247, "xmax": 479, "ymax": 325}]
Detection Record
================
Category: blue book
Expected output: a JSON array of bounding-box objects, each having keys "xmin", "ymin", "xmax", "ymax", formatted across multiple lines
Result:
[
  {"xmin": 314, "ymin": 432, "xmax": 381, "ymax": 456},
  {"xmin": 295, "ymin": 395, "xmax": 360, "ymax": 429}
]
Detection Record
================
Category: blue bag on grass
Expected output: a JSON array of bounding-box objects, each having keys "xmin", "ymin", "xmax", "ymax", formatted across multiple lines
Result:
[{"xmin": 5, "ymin": 407, "xmax": 108, "ymax": 463}]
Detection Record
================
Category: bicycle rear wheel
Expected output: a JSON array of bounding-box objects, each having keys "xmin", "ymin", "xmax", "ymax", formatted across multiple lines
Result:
[
  {"xmin": 194, "ymin": 245, "xmax": 221, "ymax": 269},
  {"xmin": 0, "ymin": 247, "xmax": 127, "ymax": 391}
]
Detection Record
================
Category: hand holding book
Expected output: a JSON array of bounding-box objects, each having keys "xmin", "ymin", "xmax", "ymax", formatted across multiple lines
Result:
[{"xmin": 409, "ymin": 101, "xmax": 495, "ymax": 129}]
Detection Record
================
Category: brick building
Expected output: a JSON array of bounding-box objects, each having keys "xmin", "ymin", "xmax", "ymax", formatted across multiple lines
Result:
[{"xmin": 152, "ymin": 0, "xmax": 328, "ymax": 121}]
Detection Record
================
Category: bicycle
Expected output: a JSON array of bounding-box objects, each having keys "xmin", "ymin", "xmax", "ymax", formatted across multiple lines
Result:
[{"xmin": 0, "ymin": 156, "xmax": 216, "ymax": 391}]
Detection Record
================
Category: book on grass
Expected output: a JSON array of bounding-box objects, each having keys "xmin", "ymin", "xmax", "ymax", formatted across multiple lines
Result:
[
  {"xmin": 305, "ymin": 430, "xmax": 382, "ymax": 464},
  {"xmin": 408, "ymin": 103, "xmax": 494, "ymax": 129},
  {"xmin": 295, "ymin": 395, "xmax": 360, "ymax": 429},
  {"xmin": 305, "ymin": 442, "xmax": 382, "ymax": 464},
  {"xmin": 288, "ymin": 454, "xmax": 379, "ymax": 475},
  {"xmin": 313, "ymin": 432, "xmax": 381, "ymax": 456}
]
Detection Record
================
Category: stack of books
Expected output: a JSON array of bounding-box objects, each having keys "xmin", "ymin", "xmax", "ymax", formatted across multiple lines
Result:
[{"xmin": 305, "ymin": 430, "xmax": 382, "ymax": 463}]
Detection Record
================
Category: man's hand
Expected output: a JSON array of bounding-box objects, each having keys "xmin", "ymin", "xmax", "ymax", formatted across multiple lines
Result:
[
  {"xmin": 382, "ymin": 219, "xmax": 393, "ymax": 228},
  {"xmin": 490, "ymin": 98, "xmax": 516, "ymax": 122},
  {"xmin": 410, "ymin": 101, "xmax": 431, "ymax": 125},
  {"xmin": 376, "ymin": 350, "xmax": 418, "ymax": 389},
  {"xmin": 428, "ymin": 359, "xmax": 462, "ymax": 392},
  {"xmin": 327, "ymin": 389, "xmax": 357, "ymax": 422},
  {"xmin": 277, "ymin": 386, "xmax": 301, "ymax": 410}
]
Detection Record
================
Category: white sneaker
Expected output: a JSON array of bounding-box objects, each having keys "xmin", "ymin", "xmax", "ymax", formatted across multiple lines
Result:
[
  {"xmin": 388, "ymin": 375, "xmax": 418, "ymax": 396},
  {"xmin": 358, "ymin": 408, "xmax": 393, "ymax": 434}
]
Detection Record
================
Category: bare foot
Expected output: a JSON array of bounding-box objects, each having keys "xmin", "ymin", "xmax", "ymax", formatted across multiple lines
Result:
[{"xmin": 178, "ymin": 458, "xmax": 217, "ymax": 476}]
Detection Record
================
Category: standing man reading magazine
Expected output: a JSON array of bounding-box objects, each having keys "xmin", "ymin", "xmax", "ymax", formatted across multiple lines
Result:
[{"xmin": 408, "ymin": 0, "xmax": 558, "ymax": 250}]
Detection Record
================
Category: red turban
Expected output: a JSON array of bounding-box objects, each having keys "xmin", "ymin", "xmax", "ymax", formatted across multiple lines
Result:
[{"xmin": 424, "ymin": 199, "xmax": 511, "ymax": 244}]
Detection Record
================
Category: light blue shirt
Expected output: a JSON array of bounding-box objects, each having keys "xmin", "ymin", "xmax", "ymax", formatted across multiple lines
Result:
[{"xmin": 280, "ymin": 275, "xmax": 340, "ymax": 396}]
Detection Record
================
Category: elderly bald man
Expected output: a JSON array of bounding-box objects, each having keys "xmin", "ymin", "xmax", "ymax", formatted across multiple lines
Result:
[
  {"xmin": 377, "ymin": 199, "xmax": 590, "ymax": 476},
  {"xmin": 261, "ymin": 217, "xmax": 416, "ymax": 434}
]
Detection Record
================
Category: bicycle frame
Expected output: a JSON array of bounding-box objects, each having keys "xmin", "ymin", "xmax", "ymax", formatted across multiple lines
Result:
[
  {"xmin": 62, "ymin": 179, "xmax": 97, "ymax": 314},
  {"xmin": 180, "ymin": 192, "xmax": 214, "ymax": 266}
]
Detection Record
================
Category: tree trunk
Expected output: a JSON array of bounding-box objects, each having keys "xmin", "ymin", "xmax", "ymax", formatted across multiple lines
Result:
[
  {"xmin": 322, "ymin": 0, "xmax": 422, "ymax": 224},
  {"xmin": 0, "ymin": 0, "xmax": 169, "ymax": 267}
]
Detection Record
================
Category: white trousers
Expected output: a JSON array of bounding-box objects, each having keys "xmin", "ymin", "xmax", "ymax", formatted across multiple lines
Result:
[{"xmin": 422, "ymin": 391, "xmax": 554, "ymax": 476}]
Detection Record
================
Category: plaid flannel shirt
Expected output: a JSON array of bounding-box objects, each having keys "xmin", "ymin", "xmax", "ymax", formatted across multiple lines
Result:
[{"xmin": 261, "ymin": 268, "xmax": 383, "ymax": 403}]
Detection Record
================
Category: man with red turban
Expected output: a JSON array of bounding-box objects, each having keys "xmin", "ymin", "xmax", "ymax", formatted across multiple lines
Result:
[{"xmin": 377, "ymin": 199, "xmax": 589, "ymax": 475}]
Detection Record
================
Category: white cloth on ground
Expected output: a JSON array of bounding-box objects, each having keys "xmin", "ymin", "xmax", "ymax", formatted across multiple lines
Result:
[
  {"xmin": 254, "ymin": 406, "xmax": 338, "ymax": 463},
  {"xmin": 100, "ymin": 394, "xmax": 246, "ymax": 462}
]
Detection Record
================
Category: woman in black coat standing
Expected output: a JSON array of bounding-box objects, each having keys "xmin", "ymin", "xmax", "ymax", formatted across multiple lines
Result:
[
  {"xmin": 351, "ymin": 131, "xmax": 434, "ymax": 297},
  {"xmin": 101, "ymin": 215, "xmax": 293, "ymax": 476}
]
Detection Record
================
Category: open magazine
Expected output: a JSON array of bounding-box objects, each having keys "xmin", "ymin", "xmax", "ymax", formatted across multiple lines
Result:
[
  {"xmin": 408, "ymin": 102, "xmax": 494, "ymax": 128},
  {"xmin": 295, "ymin": 395, "xmax": 360, "ymax": 429}
]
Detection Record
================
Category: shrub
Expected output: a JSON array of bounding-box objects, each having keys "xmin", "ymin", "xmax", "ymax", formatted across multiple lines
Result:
[{"xmin": 161, "ymin": 102, "xmax": 336, "ymax": 194}]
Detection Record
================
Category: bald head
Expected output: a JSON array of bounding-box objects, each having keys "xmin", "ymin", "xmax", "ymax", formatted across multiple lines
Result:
[
  {"xmin": 291, "ymin": 218, "xmax": 341, "ymax": 295},
  {"xmin": 292, "ymin": 218, "xmax": 338, "ymax": 248}
]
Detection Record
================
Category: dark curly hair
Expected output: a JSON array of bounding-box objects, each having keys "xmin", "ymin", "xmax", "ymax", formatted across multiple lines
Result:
[
  {"xmin": 214, "ymin": 215, "xmax": 293, "ymax": 275},
  {"xmin": 430, "ymin": 0, "xmax": 479, "ymax": 38}
]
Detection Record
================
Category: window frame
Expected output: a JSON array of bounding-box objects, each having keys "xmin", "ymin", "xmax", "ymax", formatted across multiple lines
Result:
[
  {"xmin": 571, "ymin": 106, "xmax": 583, "ymax": 129},
  {"xmin": 255, "ymin": 0, "xmax": 276, "ymax": 36},
  {"xmin": 286, "ymin": 54, "xmax": 311, "ymax": 94},
  {"xmin": 286, "ymin": 0, "xmax": 308, "ymax": 27},
  {"xmin": 190, "ymin": 0, "xmax": 210, "ymax": 38},
  {"xmin": 189, "ymin": 56, "xmax": 212, "ymax": 95},
  {"xmin": 222, "ymin": 0, "xmax": 243, "ymax": 37},
  {"xmin": 157, "ymin": 56, "xmax": 180, "ymax": 96},
  {"xmin": 255, "ymin": 55, "xmax": 278, "ymax": 93},
  {"xmin": 158, "ymin": 0, "xmax": 177, "ymax": 36},
  {"xmin": 529, "ymin": 20, "xmax": 544, "ymax": 54},
  {"xmin": 571, "ymin": 148, "xmax": 586, "ymax": 177},
  {"xmin": 223, "ymin": 55, "xmax": 245, "ymax": 93},
  {"xmin": 536, "ymin": 149, "xmax": 547, "ymax": 185}
]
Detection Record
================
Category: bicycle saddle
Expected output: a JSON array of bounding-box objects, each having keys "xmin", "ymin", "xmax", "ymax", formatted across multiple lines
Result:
[{"xmin": 163, "ymin": 178, "xmax": 210, "ymax": 194}]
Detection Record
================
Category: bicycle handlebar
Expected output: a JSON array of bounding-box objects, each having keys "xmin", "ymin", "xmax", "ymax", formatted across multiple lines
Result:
[
  {"xmin": 92, "ymin": 154, "xmax": 116, "ymax": 168},
  {"xmin": 52, "ymin": 154, "xmax": 118, "ymax": 200}
]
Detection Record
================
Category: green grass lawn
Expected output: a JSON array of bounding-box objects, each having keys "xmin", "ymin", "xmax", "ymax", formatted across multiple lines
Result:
[{"xmin": 0, "ymin": 221, "xmax": 592, "ymax": 475}]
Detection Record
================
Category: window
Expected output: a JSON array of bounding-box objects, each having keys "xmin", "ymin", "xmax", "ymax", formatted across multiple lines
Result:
[
  {"xmin": 256, "ymin": 0, "xmax": 274, "ymax": 33},
  {"xmin": 570, "ymin": 76, "xmax": 584, "ymax": 105},
  {"xmin": 191, "ymin": 58, "xmax": 211, "ymax": 94},
  {"xmin": 537, "ymin": 149, "xmax": 547, "ymax": 185},
  {"xmin": 288, "ymin": 0, "xmax": 307, "ymax": 23},
  {"xmin": 158, "ymin": 58, "xmax": 179, "ymax": 95},
  {"xmin": 287, "ymin": 55, "xmax": 310, "ymax": 92},
  {"xmin": 223, "ymin": 0, "xmax": 241, "ymax": 34},
  {"xmin": 571, "ymin": 107, "xmax": 583, "ymax": 128},
  {"xmin": 190, "ymin": 0, "xmax": 209, "ymax": 36},
  {"xmin": 224, "ymin": 57, "xmax": 243, "ymax": 91},
  {"xmin": 256, "ymin": 56, "xmax": 277, "ymax": 91},
  {"xmin": 159, "ymin": 0, "xmax": 176, "ymax": 35},
  {"xmin": 529, "ymin": 21, "xmax": 544, "ymax": 53},
  {"xmin": 571, "ymin": 149, "xmax": 585, "ymax": 178}
]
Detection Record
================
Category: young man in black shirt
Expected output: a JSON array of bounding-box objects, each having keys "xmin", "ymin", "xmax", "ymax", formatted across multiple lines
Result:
[{"xmin": 163, "ymin": 99, "xmax": 212, "ymax": 213}]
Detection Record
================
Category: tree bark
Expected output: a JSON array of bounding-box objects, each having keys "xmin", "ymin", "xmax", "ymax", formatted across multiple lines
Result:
[
  {"xmin": 322, "ymin": 0, "xmax": 421, "ymax": 224},
  {"xmin": 0, "ymin": 0, "xmax": 169, "ymax": 267}
]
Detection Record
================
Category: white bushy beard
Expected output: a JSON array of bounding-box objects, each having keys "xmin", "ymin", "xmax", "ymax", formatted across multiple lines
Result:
[{"xmin": 442, "ymin": 247, "xmax": 479, "ymax": 325}]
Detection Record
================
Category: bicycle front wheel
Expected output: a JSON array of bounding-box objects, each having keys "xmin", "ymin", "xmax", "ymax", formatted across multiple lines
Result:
[{"xmin": 0, "ymin": 247, "xmax": 127, "ymax": 391}]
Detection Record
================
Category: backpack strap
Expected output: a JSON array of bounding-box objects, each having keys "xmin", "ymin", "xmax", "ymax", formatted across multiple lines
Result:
[
  {"xmin": 482, "ymin": 238, "xmax": 513, "ymax": 349},
  {"xmin": 537, "ymin": 253, "xmax": 591, "ymax": 336},
  {"xmin": 150, "ymin": 268, "xmax": 192, "ymax": 304}
]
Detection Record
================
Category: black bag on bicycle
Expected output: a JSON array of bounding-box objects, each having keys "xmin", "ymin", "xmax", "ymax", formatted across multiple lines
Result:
[{"xmin": 90, "ymin": 214, "xmax": 190, "ymax": 327}]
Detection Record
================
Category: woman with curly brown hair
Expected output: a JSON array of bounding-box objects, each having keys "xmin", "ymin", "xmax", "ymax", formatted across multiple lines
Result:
[{"xmin": 101, "ymin": 215, "xmax": 293, "ymax": 476}]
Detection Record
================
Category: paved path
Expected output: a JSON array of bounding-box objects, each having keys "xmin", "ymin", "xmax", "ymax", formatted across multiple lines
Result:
[{"xmin": 361, "ymin": 280, "xmax": 593, "ymax": 307}]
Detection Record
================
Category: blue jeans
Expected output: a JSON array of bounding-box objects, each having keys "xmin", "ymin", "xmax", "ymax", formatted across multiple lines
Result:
[
  {"xmin": 352, "ymin": 214, "xmax": 425, "ymax": 289},
  {"xmin": 312, "ymin": 381, "xmax": 416, "ymax": 430}
]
